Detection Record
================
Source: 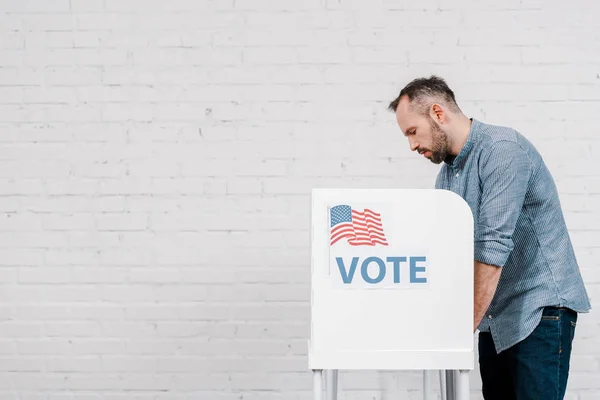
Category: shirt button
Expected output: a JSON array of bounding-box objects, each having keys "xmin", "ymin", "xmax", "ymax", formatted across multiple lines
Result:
[
  {"xmin": 488, "ymin": 315, "xmax": 493, "ymax": 319},
  {"xmin": 455, "ymin": 172, "xmax": 459, "ymax": 177}
]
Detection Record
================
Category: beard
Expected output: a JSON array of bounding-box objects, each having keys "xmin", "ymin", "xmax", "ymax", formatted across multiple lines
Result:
[{"xmin": 423, "ymin": 118, "xmax": 451, "ymax": 164}]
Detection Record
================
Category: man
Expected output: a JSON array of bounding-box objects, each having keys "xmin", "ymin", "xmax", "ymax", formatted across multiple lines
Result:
[{"xmin": 388, "ymin": 76, "xmax": 591, "ymax": 400}]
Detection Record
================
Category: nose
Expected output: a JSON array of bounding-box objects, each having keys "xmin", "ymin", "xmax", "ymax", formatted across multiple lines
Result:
[{"xmin": 408, "ymin": 137, "xmax": 419, "ymax": 152}]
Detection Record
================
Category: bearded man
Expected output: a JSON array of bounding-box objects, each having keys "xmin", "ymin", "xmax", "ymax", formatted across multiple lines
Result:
[{"xmin": 388, "ymin": 76, "xmax": 591, "ymax": 400}]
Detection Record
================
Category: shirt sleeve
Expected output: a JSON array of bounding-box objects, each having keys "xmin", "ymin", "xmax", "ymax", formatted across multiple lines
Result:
[{"xmin": 475, "ymin": 140, "xmax": 533, "ymax": 267}]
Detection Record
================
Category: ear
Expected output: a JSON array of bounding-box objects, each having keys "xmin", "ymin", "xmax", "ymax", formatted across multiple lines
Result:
[{"xmin": 430, "ymin": 103, "xmax": 445, "ymax": 123}]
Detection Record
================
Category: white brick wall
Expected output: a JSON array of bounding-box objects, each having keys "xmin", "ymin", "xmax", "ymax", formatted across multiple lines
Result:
[{"xmin": 0, "ymin": 0, "xmax": 598, "ymax": 398}]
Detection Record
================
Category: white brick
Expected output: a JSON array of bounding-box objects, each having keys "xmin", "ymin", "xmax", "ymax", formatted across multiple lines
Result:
[
  {"xmin": 17, "ymin": 340, "xmax": 71, "ymax": 356},
  {"xmin": 73, "ymin": 31, "xmax": 111, "ymax": 48},
  {"xmin": 77, "ymin": 86, "xmax": 146, "ymax": 102},
  {"xmin": 45, "ymin": 250, "xmax": 100, "ymax": 266},
  {"xmin": 0, "ymin": 213, "xmax": 41, "ymax": 231},
  {"xmin": 71, "ymin": 162, "xmax": 127, "ymax": 178},
  {"xmin": 42, "ymin": 179, "xmax": 95, "ymax": 196},
  {"xmin": 581, "ymin": 392, "xmax": 600, "ymax": 400},
  {"xmin": 24, "ymin": 49, "xmax": 128, "ymax": 67},
  {"xmin": 106, "ymin": 0, "xmax": 210, "ymax": 12},
  {"xmin": 0, "ymin": 249, "xmax": 44, "ymax": 266},
  {"xmin": 101, "ymin": 103, "xmax": 154, "ymax": 122},
  {"xmin": 71, "ymin": 267, "xmax": 128, "ymax": 283},
  {"xmin": 243, "ymin": 47, "xmax": 298, "ymax": 65},
  {"xmin": 0, "ymin": 198, "xmax": 20, "ymax": 212},
  {"xmin": 127, "ymin": 160, "xmax": 180, "ymax": 178},
  {"xmin": 227, "ymin": 372, "xmax": 309, "ymax": 390},
  {"xmin": 46, "ymin": 357, "xmax": 103, "ymax": 373},
  {"xmin": 138, "ymin": 13, "xmax": 244, "ymax": 30},
  {"xmin": 522, "ymin": 46, "xmax": 600, "ymax": 64},
  {"xmin": 42, "ymin": 214, "xmax": 95, "ymax": 231},
  {"xmin": 0, "ymin": 322, "xmax": 45, "ymax": 338},
  {"xmin": 71, "ymin": 340, "xmax": 127, "ymax": 356},
  {"xmin": 95, "ymin": 213, "xmax": 148, "ymax": 231},
  {"xmin": 99, "ymin": 249, "xmax": 153, "ymax": 266},
  {"xmin": 99, "ymin": 179, "xmax": 153, "ymax": 195},
  {"xmin": 124, "ymin": 306, "xmax": 182, "ymax": 321},
  {"xmin": 154, "ymin": 102, "xmax": 210, "ymax": 122},
  {"xmin": 564, "ymin": 212, "xmax": 600, "ymax": 231},
  {"xmin": 0, "ymin": 357, "xmax": 48, "ymax": 372},
  {"xmin": 24, "ymin": 32, "xmax": 72, "ymax": 49},
  {"xmin": 101, "ymin": 285, "xmax": 155, "ymax": 302},
  {"xmin": 71, "ymin": 123, "xmax": 127, "ymax": 143},
  {"xmin": 351, "ymin": 47, "xmax": 407, "ymax": 64},
  {"xmin": 15, "ymin": 305, "xmax": 72, "ymax": 321},
  {"xmin": 355, "ymin": 10, "xmax": 462, "ymax": 29},
  {"xmin": 70, "ymin": 0, "xmax": 104, "ymax": 12},
  {"xmin": 0, "ymin": 50, "xmax": 22, "ymax": 67},
  {"xmin": 127, "ymin": 267, "xmax": 180, "ymax": 283},
  {"xmin": 75, "ymin": 14, "xmax": 131, "ymax": 30},
  {"xmin": 0, "ymin": 268, "xmax": 17, "ymax": 283},
  {"xmin": 462, "ymin": 46, "xmax": 523, "ymax": 64},
  {"xmin": 0, "ymin": 14, "xmax": 21, "ymax": 31},
  {"xmin": 0, "ymin": 32, "xmax": 24, "ymax": 49},
  {"xmin": 571, "ymin": 355, "xmax": 600, "ymax": 372},
  {"xmin": 10, "ymin": 376, "xmax": 66, "ymax": 391},
  {"xmin": 43, "ymin": 67, "xmax": 103, "ymax": 86},
  {"xmin": 124, "ymin": 197, "xmax": 181, "ymax": 212},
  {"xmin": 1, "ymin": 105, "xmax": 101, "ymax": 123},
  {"xmin": 225, "ymin": 178, "xmax": 263, "ymax": 194},
  {"xmin": 68, "ymin": 304, "xmax": 125, "ymax": 320},
  {"xmin": 132, "ymin": 48, "xmax": 240, "ymax": 66},
  {"xmin": 0, "ymin": 0, "xmax": 70, "ymax": 13},
  {"xmin": 45, "ymin": 322, "xmax": 100, "ymax": 337},
  {"xmin": 0, "ymin": 160, "xmax": 70, "ymax": 178},
  {"xmin": 97, "ymin": 395, "xmax": 160, "ymax": 400},
  {"xmin": 156, "ymin": 285, "xmax": 206, "ymax": 301},
  {"xmin": 23, "ymin": 87, "xmax": 78, "ymax": 103},
  {"xmin": 127, "ymin": 124, "xmax": 180, "ymax": 142},
  {"xmin": 236, "ymin": 0, "xmax": 321, "ymax": 10},
  {"xmin": 567, "ymin": 372, "xmax": 600, "ymax": 389},
  {"xmin": 0, "ymin": 341, "xmax": 17, "ymax": 355},
  {"xmin": 20, "ymin": 15, "xmax": 75, "ymax": 31},
  {"xmin": 18, "ymin": 267, "xmax": 71, "ymax": 283}
]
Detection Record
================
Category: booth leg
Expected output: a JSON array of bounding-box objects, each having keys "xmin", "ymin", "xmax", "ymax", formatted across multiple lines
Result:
[
  {"xmin": 325, "ymin": 369, "xmax": 338, "ymax": 400},
  {"xmin": 445, "ymin": 370, "xmax": 455, "ymax": 400},
  {"xmin": 423, "ymin": 370, "xmax": 433, "ymax": 400},
  {"xmin": 313, "ymin": 369, "xmax": 323, "ymax": 400},
  {"xmin": 439, "ymin": 370, "xmax": 446, "ymax": 400},
  {"xmin": 455, "ymin": 370, "xmax": 469, "ymax": 400}
]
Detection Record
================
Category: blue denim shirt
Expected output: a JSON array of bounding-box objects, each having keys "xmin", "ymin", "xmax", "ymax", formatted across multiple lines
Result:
[{"xmin": 435, "ymin": 119, "xmax": 591, "ymax": 353}]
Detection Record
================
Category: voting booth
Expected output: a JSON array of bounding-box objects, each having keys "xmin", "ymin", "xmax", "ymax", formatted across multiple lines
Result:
[{"xmin": 308, "ymin": 188, "xmax": 474, "ymax": 400}]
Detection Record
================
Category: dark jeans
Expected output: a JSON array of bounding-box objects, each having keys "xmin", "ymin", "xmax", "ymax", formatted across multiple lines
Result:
[{"xmin": 478, "ymin": 306, "xmax": 578, "ymax": 400}]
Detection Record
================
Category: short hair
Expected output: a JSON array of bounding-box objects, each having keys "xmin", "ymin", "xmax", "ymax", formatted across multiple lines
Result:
[{"xmin": 387, "ymin": 75, "xmax": 461, "ymax": 116}]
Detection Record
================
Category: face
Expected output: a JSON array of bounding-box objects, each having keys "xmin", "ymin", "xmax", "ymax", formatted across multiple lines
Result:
[{"xmin": 395, "ymin": 97, "xmax": 451, "ymax": 164}]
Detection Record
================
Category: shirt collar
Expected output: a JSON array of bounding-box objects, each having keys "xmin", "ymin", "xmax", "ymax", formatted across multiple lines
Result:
[{"xmin": 444, "ymin": 118, "xmax": 480, "ymax": 169}]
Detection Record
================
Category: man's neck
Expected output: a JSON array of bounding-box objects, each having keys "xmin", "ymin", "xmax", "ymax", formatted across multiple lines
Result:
[{"xmin": 448, "ymin": 117, "xmax": 473, "ymax": 156}]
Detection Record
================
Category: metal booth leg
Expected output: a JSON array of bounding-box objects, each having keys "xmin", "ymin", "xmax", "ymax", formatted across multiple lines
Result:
[
  {"xmin": 325, "ymin": 369, "xmax": 338, "ymax": 400},
  {"xmin": 455, "ymin": 370, "xmax": 470, "ymax": 400},
  {"xmin": 313, "ymin": 369, "xmax": 323, "ymax": 400},
  {"xmin": 445, "ymin": 370, "xmax": 455, "ymax": 400},
  {"xmin": 439, "ymin": 370, "xmax": 447, "ymax": 400}
]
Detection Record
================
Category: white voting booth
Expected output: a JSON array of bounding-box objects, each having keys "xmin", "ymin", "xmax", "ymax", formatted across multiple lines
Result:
[{"xmin": 308, "ymin": 188, "xmax": 474, "ymax": 400}]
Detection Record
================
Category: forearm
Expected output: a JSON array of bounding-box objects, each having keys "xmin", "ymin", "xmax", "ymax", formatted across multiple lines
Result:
[{"xmin": 473, "ymin": 260, "xmax": 502, "ymax": 332}]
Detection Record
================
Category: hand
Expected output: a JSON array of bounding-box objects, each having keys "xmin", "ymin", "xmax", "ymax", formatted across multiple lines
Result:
[{"xmin": 474, "ymin": 260, "xmax": 502, "ymax": 333}]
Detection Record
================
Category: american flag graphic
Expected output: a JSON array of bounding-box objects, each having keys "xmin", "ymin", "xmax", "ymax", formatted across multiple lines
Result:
[{"xmin": 329, "ymin": 205, "xmax": 389, "ymax": 246}]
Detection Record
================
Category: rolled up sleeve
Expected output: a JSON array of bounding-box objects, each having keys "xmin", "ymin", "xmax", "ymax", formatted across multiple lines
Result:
[{"xmin": 475, "ymin": 140, "xmax": 532, "ymax": 267}]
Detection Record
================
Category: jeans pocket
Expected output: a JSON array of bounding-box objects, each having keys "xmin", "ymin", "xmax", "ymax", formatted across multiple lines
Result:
[{"xmin": 570, "ymin": 320, "xmax": 576, "ymax": 343}]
